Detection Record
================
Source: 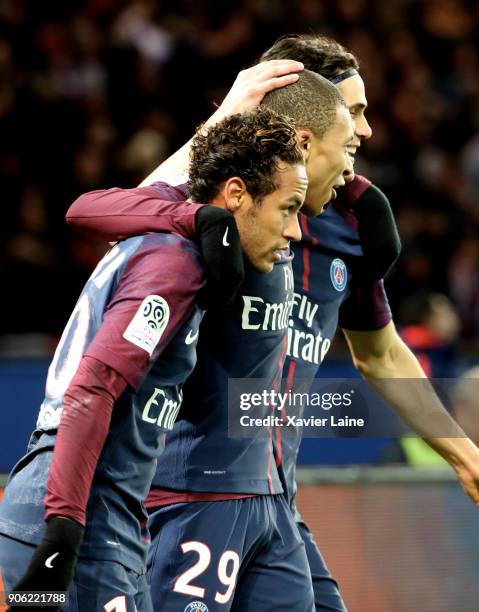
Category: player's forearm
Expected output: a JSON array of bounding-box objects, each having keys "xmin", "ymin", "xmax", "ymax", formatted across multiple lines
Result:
[
  {"xmin": 45, "ymin": 356, "xmax": 127, "ymax": 525},
  {"xmin": 357, "ymin": 336, "xmax": 471, "ymax": 464},
  {"xmin": 352, "ymin": 330, "xmax": 425, "ymax": 379},
  {"xmin": 366, "ymin": 372, "xmax": 471, "ymax": 464}
]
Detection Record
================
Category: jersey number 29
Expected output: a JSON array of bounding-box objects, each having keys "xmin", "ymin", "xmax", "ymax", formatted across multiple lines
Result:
[{"xmin": 174, "ymin": 541, "xmax": 240, "ymax": 605}]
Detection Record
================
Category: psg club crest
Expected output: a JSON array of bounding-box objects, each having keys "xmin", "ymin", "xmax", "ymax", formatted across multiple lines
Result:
[
  {"xmin": 184, "ymin": 603, "xmax": 209, "ymax": 612},
  {"xmin": 330, "ymin": 258, "xmax": 347, "ymax": 292}
]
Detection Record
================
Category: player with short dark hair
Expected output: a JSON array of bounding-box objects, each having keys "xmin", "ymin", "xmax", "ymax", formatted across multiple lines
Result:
[
  {"xmin": 260, "ymin": 34, "xmax": 359, "ymax": 81},
  {"xmin": 0, "ymin": 108, "xmax": 308, "ymax": 611},
  {"xmin": 260, "ymin": 34, "xmax": 479, "ymax": 611},
  {"xmin": 264, "ymin": 67, "xmax": 346, "ymax": 137}
]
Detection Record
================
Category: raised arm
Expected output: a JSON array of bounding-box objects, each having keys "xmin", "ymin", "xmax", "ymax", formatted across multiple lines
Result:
[
  {"xmin": 67, "ymin": 60, "xmax": 303, "ymax": 242},
  {"xmin": 140, "ymin": 60, "xmax": 304, "ymax": 187}
]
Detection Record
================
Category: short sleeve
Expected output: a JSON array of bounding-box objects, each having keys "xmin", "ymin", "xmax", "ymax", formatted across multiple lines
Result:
[{"xmin": 338, "ymin": 279, "xmax": 392, "ymax": 331}]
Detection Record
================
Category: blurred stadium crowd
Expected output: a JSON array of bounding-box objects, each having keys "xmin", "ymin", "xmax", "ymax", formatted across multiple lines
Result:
[{"xmin": 0, "ymin": 0, "xmax": 478, "ymax": 357}]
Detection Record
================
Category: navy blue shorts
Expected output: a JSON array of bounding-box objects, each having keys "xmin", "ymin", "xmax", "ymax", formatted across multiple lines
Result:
[
  {"xmin": 147, "ymin": 494, "xmax": 314, "ymax": 611},
  {"xmin": 0, "ymin": 534, "xmax": 152, "ymax": 611},
  {"xmin": 296, "ymin": 520, "xmax": 347, "ymax": 611}
]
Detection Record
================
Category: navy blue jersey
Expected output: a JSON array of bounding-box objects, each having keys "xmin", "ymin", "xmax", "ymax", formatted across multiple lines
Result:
[
  {"xmin": 149, "ymin": 176, "xmax": 391, "ymax": 501},
  {"xmin": 152, "ymin": 252, "xmax": 295, "ymax": 495},
  {"xmin": 0, "ymin": 232, "xmax": 204, "ymax": 572},
  {"xmin": 276, "ymin": 177, "xmax": 393, "ymax": 511}
]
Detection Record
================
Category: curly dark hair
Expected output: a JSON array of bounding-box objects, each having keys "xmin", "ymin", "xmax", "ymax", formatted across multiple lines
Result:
[
  {"xmin": 260, "ymin": 34, "xmax": 359, "ymax": 79},
  {"xmin": 187, "ymin": 108, "xmax": 304, "ymax": 204}
]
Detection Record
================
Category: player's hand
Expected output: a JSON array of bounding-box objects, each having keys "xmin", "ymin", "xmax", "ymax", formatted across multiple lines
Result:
[
  {"xmin": 452, "ymin": 459, "xmax": 479, "ymax": 507},
  {"xmin": 8, "ymin": 517, "xmax": 84, "ymax": 611},
  {"xmin": 195, "ymin": 206, "xmax": 244, "ymax": 310},
  {"xmin": 205, "ymin": 60, "xmax": 304, "ymax": 126}
]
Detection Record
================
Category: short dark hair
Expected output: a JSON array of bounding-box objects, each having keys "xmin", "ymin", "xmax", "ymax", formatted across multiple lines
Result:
[
  {"xmin": 261, "ymin": 68, "xmax": 346, "ymax": 138},
  {"xmin": 187, "ymin": 108, "xmax": 303, "ymax": 204},
  {"xmin": 260, "ymin": 34, "xmax": 359, "ymax": 80}
]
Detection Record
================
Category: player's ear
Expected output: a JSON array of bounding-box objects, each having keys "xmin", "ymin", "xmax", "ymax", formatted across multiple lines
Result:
[
  {"xmin": 296, "ymin": 130, "xmax": 313, "ymax": 162},
  {"xmin": 223, "ymin": 177, "xmax": 248, "ymax": 212}
]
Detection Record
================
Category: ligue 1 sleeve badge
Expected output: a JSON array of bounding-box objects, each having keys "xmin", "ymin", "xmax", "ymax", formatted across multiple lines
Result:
[{"xmin": 330, "ymin": 258, "xmax": 347, "ymax": 292}]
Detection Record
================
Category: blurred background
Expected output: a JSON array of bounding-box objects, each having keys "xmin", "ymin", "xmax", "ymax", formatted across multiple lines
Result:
[
  {"xmin": 0, "ymin": 1, "xmax": 478, "ymax": 610},
  {"xmin": 0, "ymin": 0, "xmax": 478, "ymax": 345}
]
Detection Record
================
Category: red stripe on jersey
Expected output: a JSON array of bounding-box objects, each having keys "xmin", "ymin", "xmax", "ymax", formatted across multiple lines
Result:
[
  {"xmin": 299, "ymin": 215, "xmax": 313, "ymax": 292},
  {"xmin": 267, "ymin": 335, "xmax": 288, "ymax": 495},
  {"xmin": 278, "ymin": 334, "xmax": 288, "ymax": 372},
  {"xmin": 273, "ymin": 336, "xmax": 289, "ymax": 469},
  {"xmin": 274, "ymin": 425, "xmax": 283, "ymax": 468},
  {"xmin": 276, "ymin": 359, "xmax": 297, "ymax": 468},
  {"xmin": 302, "ymin": 245, "xmax": 311, "ymax": 292},
  {"xmin": 300, "ymin": 214, "xmax": 319, "ymax": 244},
  {"xmin": 266, "ymin": 429, "xmax": 275, "ymax": 494}
]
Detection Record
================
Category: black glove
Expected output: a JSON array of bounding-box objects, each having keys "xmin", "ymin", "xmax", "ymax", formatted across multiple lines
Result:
[
  {"xmin": 355, "ymin": 184, "xmax": 401, "ymax": 280},
  {"xmin": 195, "ymin": 206, "xmax": 245, "ymax": 309},
  {"xmin": 8, "ymin": 517, "xmax": 84, "ymax": 611}
]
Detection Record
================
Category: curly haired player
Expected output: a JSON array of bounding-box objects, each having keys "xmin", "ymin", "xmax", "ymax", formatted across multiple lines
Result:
[{"xmin": 0, "ymin": 108, "xmax": 308, "ymax": 611}]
